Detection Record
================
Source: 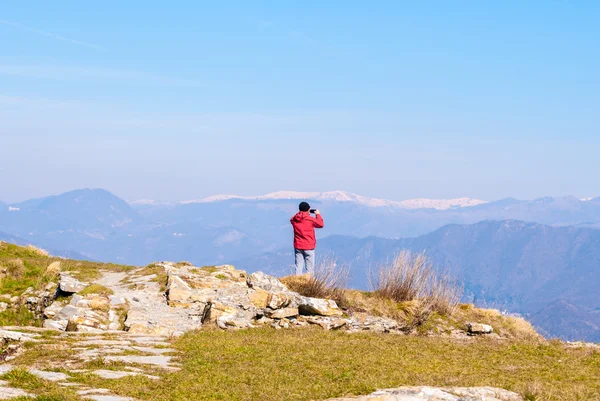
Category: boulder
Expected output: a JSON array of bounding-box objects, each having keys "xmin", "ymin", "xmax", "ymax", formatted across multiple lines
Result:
[
  {"xmin": 246, "ymin": 272, "xmax": 289, "ymax": 293},
  {"xmin": 59, "ymin": 274, "xmax": 87, "ymax": 294},
  {"xmin": 166, "ymin": 275, "xmax": 194, "ymax": 306},
  {"xmin": 467, "ymin": 322, "xmax": 494, "ymax": 335},
  {"xmin": 298, "ymin": 297, "xmax": 343, "ymax": 317}
]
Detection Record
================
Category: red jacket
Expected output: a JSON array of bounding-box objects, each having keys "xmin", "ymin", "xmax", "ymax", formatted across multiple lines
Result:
[{"xmin": 290, "ymin": 212, "xmax": 324, "ymax": 250}]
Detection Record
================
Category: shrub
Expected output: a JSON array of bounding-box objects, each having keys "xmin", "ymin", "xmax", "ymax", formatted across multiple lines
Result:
[
  {"xmin": 2, "ymin": 258, "xmax": 26, "ymax": 279},
  {"xmin": 369, "ymin": 251, "xmax": 462, "ymax": 316},
  {"xmin": 45, "ymin": 261, "xmax": 61, "ymax": 277},
  {"xmin": 282, "ymin": 255, "xmax": 350, "ymax": 307}
]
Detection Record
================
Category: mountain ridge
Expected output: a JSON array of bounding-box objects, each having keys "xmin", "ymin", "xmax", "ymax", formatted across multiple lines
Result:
[{"xmin": 130, "ymin": 190, "xmax": 489, "ymax": 210}]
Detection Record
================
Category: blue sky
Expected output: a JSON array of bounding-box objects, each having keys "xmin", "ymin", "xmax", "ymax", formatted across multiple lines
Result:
[{"xmin": 1, "ymin": 1, "xmax": 598, "ymax": 202}]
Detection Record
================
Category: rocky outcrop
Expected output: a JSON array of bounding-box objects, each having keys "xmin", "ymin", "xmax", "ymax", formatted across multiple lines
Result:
[
  {"xmin": 326, "ymin": 386, "xmax": 523, "ymax": 401},
  {"xmin": 35, "ymin": 262, "xmax": 497, "ymax": 338}
]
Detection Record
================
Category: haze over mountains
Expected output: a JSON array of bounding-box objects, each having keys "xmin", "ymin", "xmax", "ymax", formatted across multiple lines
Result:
[{"xmin": 1, "ymin": 188, "xmax": 600, "ymax": 341}]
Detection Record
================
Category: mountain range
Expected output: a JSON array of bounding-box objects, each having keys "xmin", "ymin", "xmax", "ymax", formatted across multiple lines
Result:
[
  {"xmin": 132, "ymin": 190, "xmax": 489, "ymax": 210},
  {"xmin": 2, "ymin": 188, "xmax": 600, "ymax": 341}
]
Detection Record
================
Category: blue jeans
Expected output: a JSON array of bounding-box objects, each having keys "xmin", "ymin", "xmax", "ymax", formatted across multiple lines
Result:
[{"xmin": 295, "ymin": 249, "xmax": 315, "ymax": 275}]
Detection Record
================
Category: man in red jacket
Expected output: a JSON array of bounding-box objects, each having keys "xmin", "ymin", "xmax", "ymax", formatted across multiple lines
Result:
[{"xmin": 290, "ymin": 201, "xmax": 324, "ymax": 275}]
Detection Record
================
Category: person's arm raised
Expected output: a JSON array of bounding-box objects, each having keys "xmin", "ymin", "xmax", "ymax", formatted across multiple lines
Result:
[{"xmin": 313, "ymin": 210, "xmax": 324, "ymax": 228}]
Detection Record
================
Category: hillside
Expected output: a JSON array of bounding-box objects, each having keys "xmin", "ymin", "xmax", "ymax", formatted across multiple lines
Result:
[
  {"xmin": 0, "ymin": 242, "xmax": 598, "ymax": 400},
  {"xmin": 237, "ymin": 220, "xmax": 600, "ymax": 342}
]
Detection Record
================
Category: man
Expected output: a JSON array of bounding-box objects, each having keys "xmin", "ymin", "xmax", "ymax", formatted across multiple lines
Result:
[{"xmin": 290, "ymin": 201, "xmax": 324, "ymax": 275}]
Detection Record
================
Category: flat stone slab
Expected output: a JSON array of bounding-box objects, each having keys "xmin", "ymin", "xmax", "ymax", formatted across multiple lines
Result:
[
  {"xmin": 77, "ymin": 389, "xmax": 137, "ymax": 401},
  {"xmin": 326, "ymin": 386, "xmax": 523, "ymax": 401},
  {"xmin": 104, "ymin": 355, "xmax": 172, "ymax": 367},
  {"xmin": 0, "ymin": 365, "xmax": 14, "ymax": 375},
  {"xmin": 0, "ymin": 385, "xmax": 32, "ymax": 399},
  {"xmin": 75, "ymin": 340, "xmax": 132, "ymax": 346},
  {"xmin": 91, "ymin": 369, "xmax": 159, "ymax": 380},
  {"xmin": 131, "ymin": 346, "xmax": 176, "ymax": 355},
  {"xmin": 28, "ymin": 369, "xmax": 70, "ymax": 382},
  {"xmin": 78, "ymin": 388, "xmax": 112, "ymax": 395},
  {"xmin": 85, "ymin": 396, "xmax": 137, "ymax": 401}
]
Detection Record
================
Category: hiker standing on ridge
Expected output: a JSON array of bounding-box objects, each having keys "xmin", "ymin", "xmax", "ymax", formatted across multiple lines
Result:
[{"xmin": 290, "ymin": 202, "xmax": 324, "ymax": 275}]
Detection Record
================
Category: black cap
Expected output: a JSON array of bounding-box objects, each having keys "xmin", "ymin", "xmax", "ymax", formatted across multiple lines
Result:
[{"xmin": 299, "ymin": 201, "xmax": 310, "ymax": 212}]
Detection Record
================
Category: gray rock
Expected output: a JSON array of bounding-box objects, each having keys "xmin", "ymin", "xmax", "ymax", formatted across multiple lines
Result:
[
  {"xmin": 59, "ymin": 274, "xmax": 87, "ymax": 293},
  {"xmin": 28, "ymin": 369, "xmax": 69, "ymax": 381},
  {"xmin": 43, "ymin": 319, "xmax": 68, "ymax": 331},
  {"xmin": 0, "ymin": 329, "xmax": 36, "ymax": 342},
  {"xmin": 0, "ymin": 365, "xmax": 14, "ymax": 375},
  {"xmin": 467, "ymin": 322, "xmax": 494, "ymax": 335},
  {"xmin": 0, "ymin": 385, "xmax": 32, "ymax": 399},
  {"xmin": 84, "ymin": 395, "xmax": 137, "ymax": 401},
  {"xmin": 0, "ymin": 302, "xmax": 8, "ymax": 312},
  {"xmin": 57, "ymin": 305, "xmax": 79, "ymax": 321},
  {"xmin": 104, "ymin": 354, "xmax": 173, "ymax": 367},
  {"xmin": 43, "ymin": 302, "xmax": 65, "ymax": 319},
  {"xmin": 92, "ymin": 369, "xmax": 159, "ymax": 380},
  {"xmin": 246, "ymin": 271, "xmax": 289, "ymax": 293},
  {"xmin": 326, "ymin": 386, "xmax": 523, "ymax": 400},
  {"xmin": 266, "ymin": 307, "xmax": 299, "ymax": 319},
  {"xmin": 109, "ymin": 295, "xmax": 126, "ymax": 306},
  {"xmin": 298, "ymin": 297, "xmax": 343, "ymax": 317}
]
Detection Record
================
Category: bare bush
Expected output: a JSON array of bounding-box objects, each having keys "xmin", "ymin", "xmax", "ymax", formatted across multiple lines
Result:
[
  {"xmin": 281, "ymin": 255, "xmax": 350, "ymax": 307},
  {"xmin": 3, "ymin": 258, "xmax": 26, "ymax": 279},
  {"xmin": 45, "ymin": 261, "xmax": 62, "ymax": 277},
  {"xmin": 369, "ymin": 250, "xmax": 462, "ymax": 316}
]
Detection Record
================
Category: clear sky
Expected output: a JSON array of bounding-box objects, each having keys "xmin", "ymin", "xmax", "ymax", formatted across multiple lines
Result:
[{"xmin": 1, "ymin": 1, "xmax": 598, "ymax": 203}]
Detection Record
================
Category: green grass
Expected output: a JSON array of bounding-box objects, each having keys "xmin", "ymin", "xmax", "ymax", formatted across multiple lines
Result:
[
  {"xmin": 52, "ymin": 328, "xmax": 600, "ymax": 401},
  {"xmin": 0, "ymin": 306, "xmax": 41, "ymax": 327},
  {"xmin": 0, "ymin": 242, "xmax": 135, "ymax": 294},
  {"xmin": 1, "ymin": 367, "xmax": 79, "ymax": 400},
  {"xmin": 78, "ymin": 283, "xmax": 114, "ymax": 297}
]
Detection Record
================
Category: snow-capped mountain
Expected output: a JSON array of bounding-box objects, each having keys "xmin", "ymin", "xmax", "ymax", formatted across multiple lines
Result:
[{"xmin": 134, "ymin": 191, "xmax": 488, "ymax": 210}]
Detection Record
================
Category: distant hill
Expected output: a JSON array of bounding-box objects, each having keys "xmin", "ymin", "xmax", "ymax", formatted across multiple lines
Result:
[
  {"xmin": 234, "ymin": 220, "xmax": 600, "ymax": 342},
  {"xmin": 5, "ymin": 188, "xmax": 140, "ymax": 233},
  {"xmin": 2, "ymin": 188, "xmax": 600, "ymax": 266}
]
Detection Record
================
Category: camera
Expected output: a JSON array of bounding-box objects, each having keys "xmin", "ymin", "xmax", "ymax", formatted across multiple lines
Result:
[{"xmin": 310, "ymin": 209, "xmax": 317, "ymax": 214}]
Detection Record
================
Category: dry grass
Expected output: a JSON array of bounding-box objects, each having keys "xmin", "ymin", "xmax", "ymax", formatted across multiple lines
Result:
[
  {"xmin": 25, "ymin": 244, "xmax": 49, "ymax": 257},
  {"xmin": 454, "ymin": 304, "xmax": 539, "ymax": 340},
  {"xmin": 2, "ymin": 258, "xmax": 26, "ymax": 279},
  {"xmin": 135, "ymin": 263, "xmax": 169, "ymax": 292},
  {"xmin": 281, "ymin": 255, "xmax": 350, "ymax": 307},
  {"xmin": 369, "ymin": 251, "xmax": 462, "ymax": 316},
  {"xmin": 44, "ymin": 260, "xmax": 61, "ymax": 277}
]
